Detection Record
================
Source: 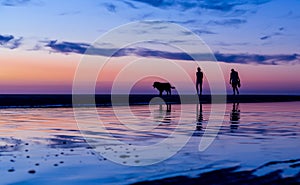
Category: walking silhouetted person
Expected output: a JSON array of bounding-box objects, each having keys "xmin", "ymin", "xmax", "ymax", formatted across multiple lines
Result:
[
  {"xmin": 230, "ymin": 69, "xmax": 240, "ymax": 95},
  {"xmin": 196, "ymin": 67, "xmax": 203, "ymax": 95}
]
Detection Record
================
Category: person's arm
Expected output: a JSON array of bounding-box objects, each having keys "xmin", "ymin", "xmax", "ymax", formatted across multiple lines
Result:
[{"xmin": 229, "ymin": 73, "xmax": 232, "ymax": 84}]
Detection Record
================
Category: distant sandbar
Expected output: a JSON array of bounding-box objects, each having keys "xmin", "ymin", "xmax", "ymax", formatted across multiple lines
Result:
[{"xmin": 0, "ymin": 94, "xmax": 299, "ymax": 108}]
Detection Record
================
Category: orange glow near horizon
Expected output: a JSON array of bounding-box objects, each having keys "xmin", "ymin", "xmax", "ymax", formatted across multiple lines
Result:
[
  {"xmin": 0, "ymin": 50, "xmax": 79, "ymax": 85},
  {"xmin": 1, "ymin": 50, "xmax": 300, "ymax": 94}
]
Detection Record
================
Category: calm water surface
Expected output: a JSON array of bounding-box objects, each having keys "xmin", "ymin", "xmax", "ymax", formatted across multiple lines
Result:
[{"xmin": 0, "ymin": 102, "xmax": 300, "ymax": 184}]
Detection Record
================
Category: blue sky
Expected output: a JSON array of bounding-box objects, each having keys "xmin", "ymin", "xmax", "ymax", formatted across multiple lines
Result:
[
  {"xmin": 1, "ymin": 0, "xmax": 299, "ymax": 57},
  {"xmin": 0, "ymin": 0, "xmax": 300, "ymax": 94}
]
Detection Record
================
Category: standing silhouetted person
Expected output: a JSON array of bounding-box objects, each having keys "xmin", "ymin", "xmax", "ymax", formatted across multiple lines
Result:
[
  {"xmin": 230, "ymin": 69, "xmax": 240, "ymax": 95},
  {"xmin": 196, "ymin": 67, "xmax": 203, "ymax": 95}
]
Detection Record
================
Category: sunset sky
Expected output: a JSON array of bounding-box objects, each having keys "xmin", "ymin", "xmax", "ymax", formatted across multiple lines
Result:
[{"xmin": 0, "ymin": 0, "xmax": 300, "ymax": 94}]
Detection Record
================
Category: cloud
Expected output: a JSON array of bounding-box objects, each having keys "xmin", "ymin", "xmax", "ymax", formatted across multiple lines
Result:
[
  {"xmin": 122, "ymin": 1, "xmax": 139, "ymax": 9},
  {"xmin": 193, "ymin": 29, "xmax": 216, "ymax": 35},
  {"xmin": 130, "ymin": 0, "xmax": 238, "ymax": 11},
  {"xmin": 44, "ymin": 40, "xmax": 192, "ymax": 59},
  {"xmin": 200, "ymin": 1, "xmax": 237, "ymax": 12},
  {"xmin": 43, "ymin": 39, "xmax": 299, "ymax": 65},
  {"xmin": 103, "ymin": 3, "xmax": 117, "ymax": 13},
  {"xmin": 0, "ymin": 34, "xmax": 23, "ymax": 49},
  {"xmin": 28, "ymin": 44, "xmax": 43, "ymax": 51},
  {"xmin": 58, "ymin": 11, "xmax": 81, "ymax": 16},
  {"xmin": 181, "ymin": 29, "xmax": 216, "ymax": 36},
  {"xmin": 1, "ymin": 0, "xmax": 30, "ymax": 6},
  {"xmin": 129, "ymin": 0, "xmax": 271, "ymax": 12},
  {"xmin": 168, "ymin": 20, "xmax": 196, "ymax": 25},
  {"xmin": 44, "ymin": 40, "xmax": 198, "ymax": 59},
  {"xmin": 131, "ymin": 0, "xmax": 171, "ymax": 8},
  {"xmin": 214, "ymin": 53, "xmax": 300, "ymax": 65},
  {"xmin": 208, "ymin": 18, "xmax": 247, "ymax": 26},
  {"xmin": 215, "ymin": 41, "xmax": 250, "ymax": 47},
  {"xmin": 200, "ymin": 0, "xmax": 271, "ymax": 11},
  {"xmin": 0, "ymin": 35, "xmax": 14, "ymax": 44},
  {"xmin": 45, "ymin": 40, "xmax": 90, "ymax": 54},
  {"xmin": 260, "ymin": 27, "xmax": 284, "ymax": 40},
  {"xmin": 260, "ymin": 36, "xmax": 270, "ymax": 40}
]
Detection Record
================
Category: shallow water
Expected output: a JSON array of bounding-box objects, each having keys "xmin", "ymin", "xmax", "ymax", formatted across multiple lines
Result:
[{"xmin": 0, "ymin": 102, "xmax": 300, "ymax": 184}]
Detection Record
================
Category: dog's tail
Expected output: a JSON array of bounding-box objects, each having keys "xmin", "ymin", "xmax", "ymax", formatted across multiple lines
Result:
[{"xmin": 171, "ymin": 86, "xmax": 175, "ymax": 89}]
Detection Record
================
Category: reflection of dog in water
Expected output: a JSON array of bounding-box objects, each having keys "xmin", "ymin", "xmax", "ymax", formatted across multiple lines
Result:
[{"xmin": 153, "ymin": 82, "xmax": 175, "ymax": 96}]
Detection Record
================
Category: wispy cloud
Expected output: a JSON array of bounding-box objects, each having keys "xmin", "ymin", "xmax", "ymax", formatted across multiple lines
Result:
[
  {"xmin": 215, "ymin": 52, "xmax": 300, "ymax": 65},
  {"xmin": 131, "ymin": 0, "xmax": 172, "ymax": 8},
  {"xmin": 117, "ymin": 0, "xmax": 272, "ymax": 29},
  {"xmin": 0, "ymin": 35, "xmax": 13, "ymax": 44},
  {"xmin": 58, "ymin": 11, "xmax": 81, "ymax": 16},
  {"xmin": 121, "ymin": 0, "xmax": 139, "ymax": 9},
  {"xmin": 181, "ymin": 29, "xmax": 216, "ymax": 36},
  {"xmin": 103, "ymin": 3, "xmax": 117, "ymax": 13},
  {"xmin": 193, "ymin": 29, "xmax": 217, "ymax": 35},
  {"xmin": 208, "ymin": 18, "xmax": 247, "ymax": 26},
  {"xmin": 260, "ymin": 35, "xmax": 270, "ymax": 40},
  {"xmin": 215, "ymin": 41, "xmax": 251, "ymax": 47},
  {"xmin": 200, "ymin": 1, "xmax": 237, "ymax": 12},
  {"xmin": 260, "ymin": 27, "xmax": 284, "ymax": 40},
  {"xmin": 130, "ymin": 0, "xmax": 238, "ymax": 11},
  {"xmin": 45, "ymin": 40, "xmax": 90, "ymax": 54},
  {"xmin": 0, "ymin": 34, "xmax": 23, "ymax": 49},
  {"xmin": 44, "ymin": 40, "xmax": 191, "ymax": 59},
  {"xmin": 201, "ymin": 0, "xmax": 271, "ymax": 11},
  {"xmin": 168, "ymin": 20, "xmax": 196, "ymax": 25},
  {"xmin": 43, "ymin": 39, "xmax": 299, "ymax": 65},
  {"xmin": 1, "ymin": 0, "xmax": 30, "ymax": 6},
  {"xmin": 129, "ymin": 0, "xmax": 271, "ymax": 12}
]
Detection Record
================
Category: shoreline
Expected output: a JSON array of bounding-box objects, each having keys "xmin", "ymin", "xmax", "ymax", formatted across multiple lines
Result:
[{"xmin": 0, "ymin": 94, "xmax": 299, "ymax": 108}]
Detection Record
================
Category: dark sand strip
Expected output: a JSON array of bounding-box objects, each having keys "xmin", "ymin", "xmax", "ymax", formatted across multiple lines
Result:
[{"xmin": 0, "ymin": 94, "xmax": 299, "ymax": 108}]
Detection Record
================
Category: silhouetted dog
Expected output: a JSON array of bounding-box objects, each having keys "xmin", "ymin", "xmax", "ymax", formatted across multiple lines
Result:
[{"xmin": 153, "ymin": 82, "xmax": 175, "ymax": 96}]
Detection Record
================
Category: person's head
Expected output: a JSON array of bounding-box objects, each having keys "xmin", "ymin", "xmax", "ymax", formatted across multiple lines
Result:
[
  {"xmin": 197, "ymin": 67, "xmax": 201, "ymax": 72},
  {"xmin": 231, "ymin": 69, "xmax": 235, "ymax": 72}
]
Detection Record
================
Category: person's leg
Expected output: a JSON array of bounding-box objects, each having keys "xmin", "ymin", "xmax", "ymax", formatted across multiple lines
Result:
[
  {"xmin": 236, "ymin": 87, "xmax": 239, "ymax": 95},
  {"xmin": 196, "ymin": 83, "xmax": 199, "ymax": 95},
  {"xmin": 232, "ymin": 85, "xmax": 236, "ymax": 95},
  {"xmin": 200, "ymin": 82, "xmax": 202, "ymax": 95},
  {"xmin": 232, "ymin": 84, "xmax": 238, "ymax": 95}
]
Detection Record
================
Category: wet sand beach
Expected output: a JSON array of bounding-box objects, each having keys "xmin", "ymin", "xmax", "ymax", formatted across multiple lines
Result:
[{"xmin": 0, "ymin": 101, "xmax": 300, "ymax": 184}]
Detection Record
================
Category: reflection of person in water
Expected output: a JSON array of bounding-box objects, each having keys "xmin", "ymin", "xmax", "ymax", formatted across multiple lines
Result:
[
  {"xmin": 196, "ymin": 102, "xmax": 203, "ymax": 131},
  {"xmin": 230, "ymin": 102, "xmax": 240, "ymax": 130},
  {"xmin": 196, "ymin": 67, "xmax": 203, "ymax": 95},
  {"xmin": 156, "ymin": 104, "xmax": 172, "ymax": 124},
  {"xmin": 230, "ymin": 69, "xmax": 240, "ymax": 95}
]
